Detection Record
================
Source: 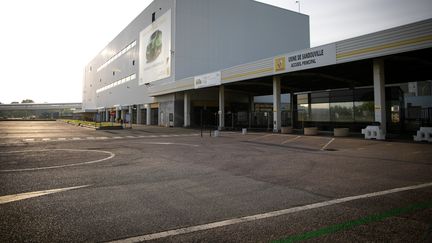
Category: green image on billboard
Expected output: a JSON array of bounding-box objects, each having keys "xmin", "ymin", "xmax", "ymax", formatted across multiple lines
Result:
[{"xmin": 146, "ymin": 30, "xmax": 162, "ymax": 63}]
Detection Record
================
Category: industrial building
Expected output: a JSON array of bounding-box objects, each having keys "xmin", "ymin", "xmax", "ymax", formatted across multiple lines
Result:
[
  {"xmin": 0, "ymin": 103, "xmax": 81, "ymax": 120},
  {"xmin": 83, "ymin": 0, "xmax": 432, "ymax": 139}
]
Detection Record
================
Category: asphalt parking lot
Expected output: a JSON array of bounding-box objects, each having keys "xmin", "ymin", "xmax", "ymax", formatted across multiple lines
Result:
[{"xmin": 1, "ymin": 121, "xmax": 431, "ymax": 242}]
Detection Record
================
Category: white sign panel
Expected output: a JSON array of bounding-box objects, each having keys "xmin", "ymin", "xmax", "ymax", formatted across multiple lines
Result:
[
  {"xmin": 139, "ymin": 10, "xmax": 172, "ymax": 85},
  {"xmin": 194, "ymin": 71, "xmax": 221, "ymax": 89},
  {"xmin": 286, "ymin": 44, "xmax": 336, "ymax": 72}
]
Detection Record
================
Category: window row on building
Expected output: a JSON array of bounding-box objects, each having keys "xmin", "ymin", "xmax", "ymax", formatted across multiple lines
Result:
[
  {"xmin": 96, "ymin": 73, "xmax": 137, "ymax": 93},
  {"xmin": 297, "ymin": 88, "xmax": 375, "ymax": 123},
  {"xmin": 97, "ymin": 41, "xmax": 137, "ymax": 72}
]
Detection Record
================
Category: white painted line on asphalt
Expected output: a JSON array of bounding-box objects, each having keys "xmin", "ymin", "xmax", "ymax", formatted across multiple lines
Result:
[
  {"xmin": 0, "ymin": 149, "xmax": 115, "ymax": 172},
  {"xmin": 321, "ymin": 138, "xmax": 336, "ymax": 151},
  {"xmin": 108, "ymin": 182, "xmax": 432, "ymax": 243},
  {"xmin": 281, "ymin": 136, "xmax": 301, "ymax": 144},
  {"xmin": 141, "ymin": 142, "xmax": 199, "ymax": 147},
  {"xmin": 0, "ymin": 185, "xmax": 89, "ymax": 204},
  {"xmin": 14, "ymin": 133, "xmax": 207, "ymax": 145}
]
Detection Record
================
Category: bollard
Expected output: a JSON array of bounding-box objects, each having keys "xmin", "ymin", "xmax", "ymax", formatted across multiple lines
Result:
[
  {"xmin": 242, "ymin": 128, "xmax": 247, "ymax": 135},
  {"xmin": 213, "ymin": 130, "xmax": 219, "ymax": 137}
]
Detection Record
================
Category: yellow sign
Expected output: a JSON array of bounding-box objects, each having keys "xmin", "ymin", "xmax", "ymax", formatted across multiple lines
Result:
[{"xmin": 274, "ymin": 56, "xmax": 286, "ymax": 72}]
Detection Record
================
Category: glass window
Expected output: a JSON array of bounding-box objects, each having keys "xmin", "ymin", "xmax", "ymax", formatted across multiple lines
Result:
[
  {"xmin": 354, "ymin": 101, "xmax": 374, "ymax": 122},
  {"xmin": 311, "ymin": 92, "xmax": 329, "ymax": 104},
  {"xmin": 297, "ymin": 94, "xmax": 308, "ymax": 104},
  {"xmin": 354, "ymin": 88, "xmax": 374, "ymax": 102},
  {"xmin": 330, "ymin": 102, "xmax": 354, "ymax": 122},
  {"xmin": 311, "ymin": 103, "xmax": 330, "ymax": 121},
  {"xmin": 330, "ymin": 89, "xmax": 353, "ymax": 103}
]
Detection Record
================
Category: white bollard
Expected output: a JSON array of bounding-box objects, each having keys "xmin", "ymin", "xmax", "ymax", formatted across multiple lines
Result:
[{"xmin": 242, "ymin": 128, "xmax": 247, "ymax": 135}]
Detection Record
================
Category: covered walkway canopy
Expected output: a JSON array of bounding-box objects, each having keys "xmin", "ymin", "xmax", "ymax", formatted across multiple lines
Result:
[{"xmin": 147, "ymin": 19, "xmax": 432, "ymax": 137}]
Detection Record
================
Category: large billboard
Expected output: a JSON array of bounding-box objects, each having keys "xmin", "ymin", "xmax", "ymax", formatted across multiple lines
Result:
[{"xmin": 139, "ymin": 10, "xmax": 172, "ymax": 85}]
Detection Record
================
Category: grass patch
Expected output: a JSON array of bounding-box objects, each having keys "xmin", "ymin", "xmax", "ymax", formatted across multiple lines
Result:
[{"xmin": 61, "ymin": 119, "xmax": 122, "ymax": 128}]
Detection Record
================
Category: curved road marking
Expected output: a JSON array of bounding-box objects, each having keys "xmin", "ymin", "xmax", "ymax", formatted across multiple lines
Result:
[
  {"xmin": 0, "ymin": 185, "xmax": 90, "ymax": 204},
  {"xmin": 0, "ymin": 149, "xmax": 115, "ymax": 172},
  {"xmin": 108, "ymin": 182, "xmax": 432, "ymax": 243}
]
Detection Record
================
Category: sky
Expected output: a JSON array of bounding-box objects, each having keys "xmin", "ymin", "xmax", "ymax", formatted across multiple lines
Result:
[{"xmin": 0, "ymin": 0, "xmax": 431, "ymax": 104}]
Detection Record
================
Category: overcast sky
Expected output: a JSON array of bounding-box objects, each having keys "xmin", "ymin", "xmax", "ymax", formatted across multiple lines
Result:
[{"xmin": 0, "ymin": 0, "xmax": 431, "ymax": 104}]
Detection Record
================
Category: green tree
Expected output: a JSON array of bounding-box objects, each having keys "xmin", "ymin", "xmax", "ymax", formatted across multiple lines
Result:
[{"xmin": 21, "ymin": 99, "xmax": 34, "ymax": 103}]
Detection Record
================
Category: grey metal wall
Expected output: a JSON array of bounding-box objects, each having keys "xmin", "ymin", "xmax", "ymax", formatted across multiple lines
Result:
[
  {"xmin": 174, "ymin": 0, "xmax": 309, "ymax": 81},
  {"xmin": 83, "ymin": 0, "xmax": 176, "ymax": 110},
  {"xmin": 83, "ymin": 0, "xmax": 309, "ymax": 111}
]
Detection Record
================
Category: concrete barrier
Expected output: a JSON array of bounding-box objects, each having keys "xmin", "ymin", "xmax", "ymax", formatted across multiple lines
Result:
[
  {"xmin": 361, "ymin": 126, "xmax": 385, "ymax": 140},
  {"xmin": 334, "ymin": 128, "xmax": 349, "ymax": 137},
  {"xmin": 281, "ymin": 127, "xmax": 293, "ymax": 134},
  {"xmin": 413, "ymin": 127, "xmax": 432, "ymax": 142},
  {"xmin": 304, "ymin": 127, "xmax": 318, "ymax": 136}
]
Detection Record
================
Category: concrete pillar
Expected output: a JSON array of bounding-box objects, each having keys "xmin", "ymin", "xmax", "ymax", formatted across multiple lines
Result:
[
  {"xmin": 128, "ymin": 106, "xmax": 133, "ymax": 123},
  {"xmin": 219, "ymin": 85, "xmax": 225, "ymax": 130},
  {"xmin": 146, "ymin": 104, "xmax": 151, "ymax": 125},
  {"xmin": 273, "ymin": 76, "xmax": 281, "ymax": 132},
  {"xmin": 290, "ymin": 93, "xmax": 295, "ymax": 127},
  {"xmin": 136, "ymin": 105, "xmax": 142, "ymax": 125},
  {"xmin": 121, "ymin": 108, "xmax": 125, "ymax": 121},
  {"xmin": 373, "ymin": 59, "xmax": 386, "ymax": 134},
  {"xmin": 184, "ymin": 92, "xmax": 191, "ymax": 127},
  {"xmin": 115, "ymin": 107, "xmax": 120, "ymax": 121},
  {"xmin": 249, "ymin": 96, "xmax": 254, "ymax": 112},
  {"xmin": 105, "ymin": 109, "xmax": 109, "ymax": 122}
]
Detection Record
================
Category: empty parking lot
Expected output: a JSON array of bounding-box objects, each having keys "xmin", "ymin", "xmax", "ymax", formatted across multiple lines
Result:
[{"xmin": 0, "ymin": 121, "xmax": 431, "ymax": 242}]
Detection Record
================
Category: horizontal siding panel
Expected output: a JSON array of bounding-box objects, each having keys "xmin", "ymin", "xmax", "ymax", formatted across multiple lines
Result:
[
  {"xmin": 221, "ymin": 58, "xmax": 274, "ymax": 83},
  {"xmin": 337, "ymin": 27, "xmax": 431, "ymax": 53},
  {"xmin": 149, "ymin": 77, "xmax": 194, "ymax": 96},
  {"xmin": 336, "ymin": 19, "xmax": 432, "ymax": 63},
  {"xmin": 336, "ymin": 19, "xmax": 432, "ymax": 52},
  {"xmin": 336, "ymin": 42, "xmax": 432, "ymax": 64},
  {"xmin": 337, "ymin": 35, "xmax": 432, "ymax": 63}
]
